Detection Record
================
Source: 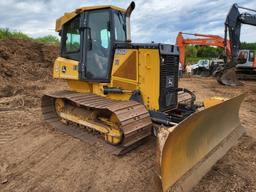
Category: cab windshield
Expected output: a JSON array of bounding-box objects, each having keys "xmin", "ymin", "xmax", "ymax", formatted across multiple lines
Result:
[
  {"xmin": 238, "ymin": 51, "xmax": 248, "ymax": 64},
  {"xmin": 61, "ymin": 16, "xmax": 81, "ymax": 61}
]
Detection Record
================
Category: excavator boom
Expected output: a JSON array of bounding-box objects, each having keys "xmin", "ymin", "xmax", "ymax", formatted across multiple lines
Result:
[
  {"xmin": 176, "ymin": 32, "xmax": 231, "ymax": 66},
  {"xmin": 218, "ymin": 4, "xmax": 256, "ymax": 86}
]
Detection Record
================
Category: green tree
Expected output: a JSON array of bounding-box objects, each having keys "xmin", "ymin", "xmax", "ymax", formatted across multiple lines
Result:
[
  {"xmin": 185, "ymin": 45, "xmax": 197, "ymax": 58},
  {"xmin": 240, "ymin": 42, "xmax": 256, "ymax": 50}
]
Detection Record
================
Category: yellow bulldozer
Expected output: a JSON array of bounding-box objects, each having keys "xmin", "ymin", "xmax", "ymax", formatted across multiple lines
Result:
[{"xmin": 42, "ymin": 2, "xmax": 245, "ymax": 191}]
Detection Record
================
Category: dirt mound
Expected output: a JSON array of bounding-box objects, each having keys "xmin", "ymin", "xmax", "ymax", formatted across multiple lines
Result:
[{"xmin": 0, "ymin": 39, "xmax": 58, "ymax": 108}]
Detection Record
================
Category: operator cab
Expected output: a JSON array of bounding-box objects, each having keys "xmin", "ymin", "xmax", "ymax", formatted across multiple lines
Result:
[
  {"xmin": 237, "ymin": 50, "xmax": 255, "ymax": 69},
  {"xmin": 58, "ymin": 6, "xmax": 130, "ymax": 82}
]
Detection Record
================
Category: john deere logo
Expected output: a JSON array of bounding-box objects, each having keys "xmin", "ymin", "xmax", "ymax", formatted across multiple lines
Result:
[
  {"xmin": 62, "ymin": 66, "xmax": 67, "ymax": 73},
  {"xmin": 166, "ymin": 76, "xmax": 174, "ymax": 88},
  {"xmin": 168, "ymin": 78, "xmax": 173, "ymax": 86}
]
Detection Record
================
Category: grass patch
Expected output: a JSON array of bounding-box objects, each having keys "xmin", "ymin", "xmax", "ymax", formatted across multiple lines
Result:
[
  {"xmin": 0, "ymin": 28, "xmax": 59, "ymax": 45},
  {"xmin": 0, "ymin": 28, "xmax": 31, "ymax": 40}
]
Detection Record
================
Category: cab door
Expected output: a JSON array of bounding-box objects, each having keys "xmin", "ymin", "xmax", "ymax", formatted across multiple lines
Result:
[{"xmin": 85, "ymin": 9, "xmax": 113, "ymax": 82}]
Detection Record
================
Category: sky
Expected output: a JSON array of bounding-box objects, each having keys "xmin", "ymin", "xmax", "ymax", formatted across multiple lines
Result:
[{"xmin": 0, "ymin": 0, "xmax": 255, "ymax": 44}]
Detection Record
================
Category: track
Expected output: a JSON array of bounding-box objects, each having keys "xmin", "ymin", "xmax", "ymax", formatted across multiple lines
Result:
[{"xmin": 41, "ymin": 90, "xmax": 152, "ymax": 155}]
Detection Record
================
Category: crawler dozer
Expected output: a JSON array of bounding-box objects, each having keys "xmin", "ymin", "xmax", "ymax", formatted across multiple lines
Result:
[{"xmin": 42, "ymin": 2, "xmax": 245, "ymax": 191}]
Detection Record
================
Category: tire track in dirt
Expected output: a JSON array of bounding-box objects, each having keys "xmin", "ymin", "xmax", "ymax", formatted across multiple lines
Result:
[
  {"xmin": 0, "ymin": 113, "xmax": 106, "ymax": 192},
  {"xmin": 0, "ymin": 111, "xmax": 21, "ymax": 146},
  {"xmin": 0, "ymin": 109, "xmax": 41, "ymax": 146},
  {"xmin": 0, "ymin": 136, "xmax": 70, "ymax": 191},
  {"xmin": 0, "ymin": 132, "xmax": 16, "ymax": 145},
  {"xmin": 4, "ymin": 141, "xmax": 75, "ymax": 191},
  {"xmin": 35, "ymin": 142, "xmax": 99, "ymax": 192}
]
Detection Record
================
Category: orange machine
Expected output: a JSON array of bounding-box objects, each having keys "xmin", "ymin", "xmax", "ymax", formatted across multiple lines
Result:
[{"xmin": 176, "ymin": 32, "xmax": 231, "ymax": 66}]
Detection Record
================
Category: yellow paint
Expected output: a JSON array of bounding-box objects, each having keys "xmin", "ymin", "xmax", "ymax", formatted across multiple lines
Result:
[
  {"xmin": 58, "ymin": 111, "xmax": 122, "ymax": 144},
  {"xmin": 56, "ymin": 5, "xmax": 126, "ymax": 32},
  {"xmin": 55, "ymin": 98, "xmax": 123, "ymax": 145},
  {"xmin": 138, "ymin": 49, "xmax": 160, "ymax": 110},
  {"xmin": 106, "ymin": 93, "xmax": 131, "ymax": 101},
  {"xmin": 55, "ymin": 98, "xmax": 65, "ymax": 113},
  {"xmin": 66, "ymin": 80, "xmax": 92, "ymax": 93},
  {"xmin": 53, "ymin": 48, "xmax": 162, "ymax": 110},
  {"xmin": 108, "ymin": 49, "xmax": 139, "ymax": 101},
  {"xmin": 53, "ymin": 57, "xmax": 79, "ymax": 80},
  {"xmin": 203, "ymin": 97, "xmax": 226, "ymax": 108},
  {"xmin": 112, "ymin": 49, "xmax": 138, "ymax": 82},
  {"xmin": 92, "ymin": 83, "xmax": 105, "ymax": 96},
  {"xmin": 109, "ymin": 48, "xmax": 161, "ymax": 109}
]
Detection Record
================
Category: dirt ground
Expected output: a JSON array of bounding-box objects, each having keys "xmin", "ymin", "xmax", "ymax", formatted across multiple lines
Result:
[{"xmin": 0, "ymin": 39, "xmax": 256, "ymax": 192}]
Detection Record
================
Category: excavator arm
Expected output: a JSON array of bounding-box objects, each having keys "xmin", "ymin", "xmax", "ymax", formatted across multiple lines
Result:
[
  {"xmin": 218, "ymin": 4, "xmax": 256, "ymax": 86},
  {"xmin": 176, "ymin": 32, "xmax": 231, "ymax": 66},
  {"xmin": 225, "ymin": 4, "xmax": 256, "ymax": 66}
]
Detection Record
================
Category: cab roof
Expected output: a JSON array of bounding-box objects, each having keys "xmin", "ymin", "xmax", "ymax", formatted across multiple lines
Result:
[{"xmin": 55, "ymin": 5, "xmax": 126, "ymax": 32}]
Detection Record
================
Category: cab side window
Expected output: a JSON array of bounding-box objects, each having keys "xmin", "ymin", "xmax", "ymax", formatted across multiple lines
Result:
[
  {"xmin": 61, "ymin": 16, "xmax": 81, "ymax": 61},
  {"xmin": 114, "ymin": 11, "xmax": 126, "ymax": 41},
  {"xmin": 249, "ymin": 51, "xmax": 254, "ymax": 62}
]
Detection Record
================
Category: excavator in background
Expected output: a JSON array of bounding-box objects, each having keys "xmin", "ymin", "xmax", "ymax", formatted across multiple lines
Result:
[
  {"xmin": 236, "ymin": 49, "xmax": 256, "ymax": 80},
  {"xmin": 217, "ymin": 3, "xmax": 256, "ymax": 86},
  {"xmin": 176, "ymin": 32, "xmax": 230, "ymax": 76},
  {"xmin": 176, "ymin": 32, "xmax": 231, "ymax": 66},
  {"xmin": 41, "ymin": 2, "xmax": 245, "ymax": 191}
]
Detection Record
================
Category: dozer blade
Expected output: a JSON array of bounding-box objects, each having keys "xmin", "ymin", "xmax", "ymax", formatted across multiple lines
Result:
[
  {"xmin": 217, "ymin": 67, "xmax": 243, "ymax": 86},
  {"xmin": 156, "ymin": 94, "xmax": 246, "ymax": 192}
]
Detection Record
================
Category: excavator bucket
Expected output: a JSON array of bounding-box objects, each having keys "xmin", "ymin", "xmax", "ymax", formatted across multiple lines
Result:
[
  {"xmin": 217, "ymin": 67, "xmax": 243, "ymax": 86},
  {"xmin": 156, "ymin": 94, "xmax": 246, "ymax": 192}
]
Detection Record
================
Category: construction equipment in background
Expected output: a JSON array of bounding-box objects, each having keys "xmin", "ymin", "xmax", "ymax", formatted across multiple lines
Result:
[
  {"xmin": 176, "ymin": 31, "xmax": 256, "ymax": 80},
  {"xmin": 217, "ymin": 3, "xmax": 256, "ymax": 86},
  {"xmin": 176, "ymin": 32, "xmax": 231, "ymax": 66},
  {"xmin": 176, "ymin": 32, "xmax": 230, "ymax": 76},
  {"xmin": 189, "ymin": 59, "xmax": 224, "ymax": 77},
  {"xmin": 41, "ymin": 2, "xmax": 245, "ymax": 191},
  {"xmin": 236, "ymin": 49, "xmax": 256, "ymax": 80}
]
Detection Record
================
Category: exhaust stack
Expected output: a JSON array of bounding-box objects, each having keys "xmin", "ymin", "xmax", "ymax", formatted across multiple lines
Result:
[{"xmin": 126, "ymin": 1, "xmax": 135, "ymax": 42}]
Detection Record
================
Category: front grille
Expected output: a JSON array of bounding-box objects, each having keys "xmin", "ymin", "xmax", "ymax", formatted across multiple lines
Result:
[{"xmin": 159, "ymin": 54, "xmax": 179, "ymax": 111}]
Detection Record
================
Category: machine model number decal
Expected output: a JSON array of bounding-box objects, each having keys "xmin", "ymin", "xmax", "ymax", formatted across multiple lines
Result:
[{"xmin": 115, "ymin": 49, "xmax": 128, "ymax": 55}]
